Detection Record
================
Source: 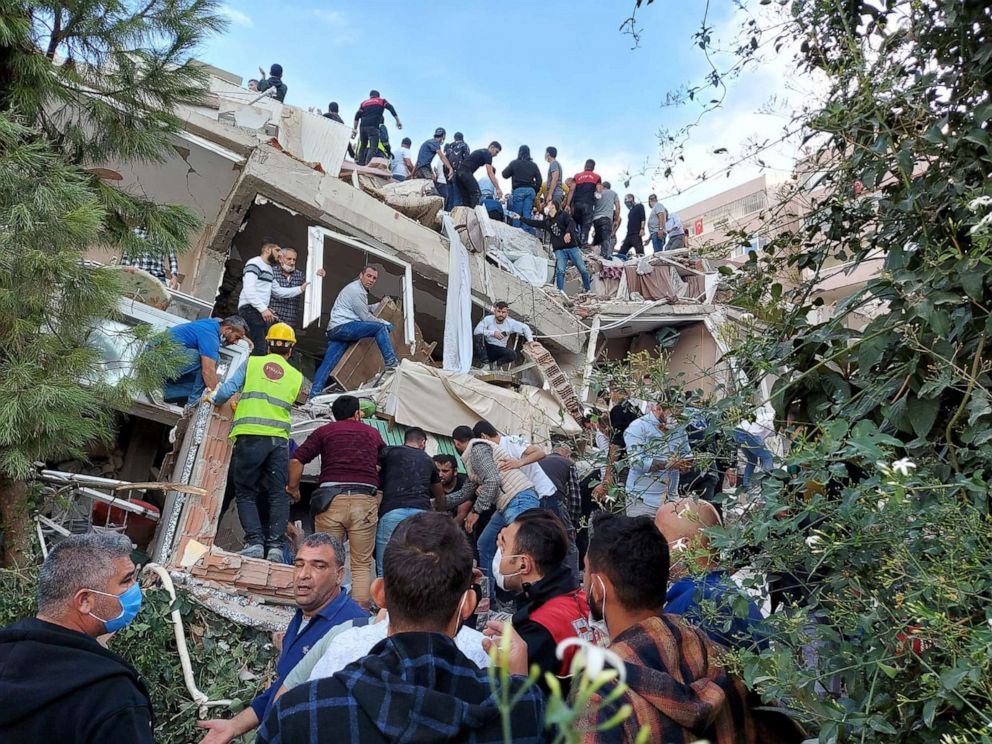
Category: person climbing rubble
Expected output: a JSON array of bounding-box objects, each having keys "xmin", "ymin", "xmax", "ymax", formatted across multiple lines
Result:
[{"xmin": 519, "ymin": 200, "xmax": 592, "ymax": 294}]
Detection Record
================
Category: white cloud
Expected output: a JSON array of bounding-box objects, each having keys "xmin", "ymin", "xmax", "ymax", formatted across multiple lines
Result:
[
  {"xmin": 218, "ymin": 4, "xmax": 253, "ymax": 28},
  {"xmin": 313, "ymin": 9, "xmax": 347, "ymax": 29}
]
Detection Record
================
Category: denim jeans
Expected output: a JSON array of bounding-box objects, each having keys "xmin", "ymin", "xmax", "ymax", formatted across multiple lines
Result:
[
  {"xmin": 162, "ymin": 348, "xmax": 205, "ymax": 405},
  {"xmin": 311, "ymin": 320, "xmax": 397, "ymax": 396},
  {"xmin": 734, "ymin": 429, "xmax": 774, "ymax": 488},
  {"xmin": 554, "ymin": 248, "xmax": 591, "ymax": 291},
  {"xmin": 478, "ymin": 489, "xmax": 540, "ymax": 599},
  {"xmin": 508, "ymin": 187, "xmax": 536, "ymax": 234},
  {"xmin": 232, "ymin": 435, "xmax": 290, "ymax": 550},
  {"xmin": 650, "ymin": 232, "xmax": 665, "ymax": 254},
  {"xmin": 539, "ymin": 495, "xmax": 580, "ymax": 581},
  {"xmin": 393, "ymin": 174, "xmax": 406, "ymax": 182},
  {"xmin": 375, "ymin": 507, "xmax": 424, "ymax": 576},
  {"xmin": 448, "ymin": 177, "xmax": 461, "ymax": 209}
]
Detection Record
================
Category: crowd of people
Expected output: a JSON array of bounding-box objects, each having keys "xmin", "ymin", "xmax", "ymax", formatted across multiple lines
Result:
[{"xmin": 0, "ymin": 364, "xmax": 802, "ymax": 743}]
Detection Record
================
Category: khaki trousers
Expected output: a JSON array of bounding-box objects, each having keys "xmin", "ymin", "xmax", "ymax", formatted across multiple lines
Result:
[{"xmin": 315, "ymin": 493, "xmax": 379, "ymax": 607}]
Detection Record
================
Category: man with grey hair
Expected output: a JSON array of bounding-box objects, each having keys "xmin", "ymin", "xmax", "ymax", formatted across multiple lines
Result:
[
  {"xmin": 197, "ymin": 533, "xmax": 367, "ymax": 744},
  {"xmin": 0, "ymin": 533, "xmax": 154, "ymax": 742}
]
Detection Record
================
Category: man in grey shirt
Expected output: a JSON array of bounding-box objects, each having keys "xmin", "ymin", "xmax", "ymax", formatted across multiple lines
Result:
[
  {"xmin": 592, "ymin": 181, "xmax": 621, "ymax": 258},
  {"xmin": 310, "ymin": 265, "xmax": 398, "ymax": 395},
  {"xmin": 544, "ymin": 146, "xmax": 565, "ymax": 207},
  {"xmin": 646, "ymin": 193, "xmax": 669, "ymax": 254}
]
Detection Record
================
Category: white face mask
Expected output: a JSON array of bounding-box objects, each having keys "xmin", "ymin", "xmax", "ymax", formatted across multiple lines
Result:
[{"xmin": 492, "ymin": 547, "xmax": 525, "ymax": 591}]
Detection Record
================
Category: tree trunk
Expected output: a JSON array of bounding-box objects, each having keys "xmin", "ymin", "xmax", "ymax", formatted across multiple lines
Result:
[{"xmin": 0, "ymin": 477, "xmax": 32, "ymax": 567}]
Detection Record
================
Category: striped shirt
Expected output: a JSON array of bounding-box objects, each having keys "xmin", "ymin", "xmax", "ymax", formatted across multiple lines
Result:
[{"xmin": 237, "ymin": 256, "xmax": 302, "ymax": 314}]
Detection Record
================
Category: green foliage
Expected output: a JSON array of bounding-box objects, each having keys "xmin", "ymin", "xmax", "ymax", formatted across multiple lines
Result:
[{"xmin": 0, "ymin": 562, "xmax": 277, "ymax": 744}]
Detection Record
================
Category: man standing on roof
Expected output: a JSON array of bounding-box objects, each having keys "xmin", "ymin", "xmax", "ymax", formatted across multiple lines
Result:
[
  {"xmin": 563, "ymin": 159, "xmax": 602, "ymax": 246},
  {"xmin": 162, "ymin": 315, "xmax": 248, "ymax": 405},
  {"xmin": 453, "ymin": 141, "xmax": 503, "ymax": 209},
  {"xmin": 237, "ymin": 237, "xmax": 313, "ymax": 356},
  {"xmin": 209, "ymin": 323, "xmax": 305, "ymax": 562},
  {"xmin": 310, "ymin": 265, "xmax": 399, "ymax": 397},
  {"xmin": 413, "ymin": 128, "xmax": 453, "ymax": 181},
  {"xmin": 617, "ymin": 194, "xmax": 647, "ymax": 258},
  {"xmin": 391, "ymin": 137, "xmax": 413, "ymax": 181},
  {"xmin": 544, "ymin": 146, "xmax": 565, "ymax": 208},
  {"xmin": 256, "ymin": 63, "xmax": 287, "ymax": 102},
  {"xmin": 443, "ymin": 132, "xmax": 470, "ymax": 208},
  {"xmin": 592, "ymin": 180, "xmax": 621, "ymax": 259},
  {"xmin": 352, "ymin": 89, "xmax": 402, "ymax": 166},
  {"xmin": 501, "ymin": 145, "xmax": 543, "ymax": 233},
  {"xmin": 472, "ymin": 300, "xmax": 534, "ymax": 368}
]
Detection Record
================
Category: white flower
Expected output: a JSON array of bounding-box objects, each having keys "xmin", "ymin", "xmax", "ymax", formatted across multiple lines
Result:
[
  {"xmin": 876, "ymin": 461, "xmax": 892, "ymax": 476},
  {"xmin": 876, "ymin": 499, "xmax": 887, "ymax": 511},
  {"xmin": 557, "ymin": 638, "xmax": 627, "ymax": 685},
  {"xmin": 968, "ymin": 195, "xmax": 992, "ymax": 212},
  {"xmin": 670, "ymin": 537, "xmax": 689, "ymax": 553},
  {"xmin": 891, "ymin": 458, "xmax": 917, "ymax": 477},
  {"xmin": 805, "ymin": 535, "xmax": 823, "ymax": 550}
]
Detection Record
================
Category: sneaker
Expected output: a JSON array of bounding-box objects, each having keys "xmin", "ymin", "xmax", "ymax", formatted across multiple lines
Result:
[
  {"xmin": 384, "ymin": 360, "xmax": 400, "ymax": 370},
  {"xmin": 265, "ymin": 547, "xmax": 284, "ymax": 563},
  {"xmin": 239, "ymin": 543, "xmax": 264, "ymax": 559}
]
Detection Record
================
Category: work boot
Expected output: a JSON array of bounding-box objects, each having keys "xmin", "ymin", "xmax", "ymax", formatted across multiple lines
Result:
[
  {"xmin": 265, "ymin": 547, "xmax": 284, "ymax": 563},
  {"xmin": 239, "ymin": 543, "xmax": 264, "ymax": 559}
]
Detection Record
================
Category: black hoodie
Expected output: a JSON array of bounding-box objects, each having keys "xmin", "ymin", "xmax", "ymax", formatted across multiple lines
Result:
[
  {"xmin": 520, "ymin": 209, "xmax": 578, "ymax": 251},
  {"xmin": 0, "ymin": 617, "xmax": 154, "ymax": 743}
]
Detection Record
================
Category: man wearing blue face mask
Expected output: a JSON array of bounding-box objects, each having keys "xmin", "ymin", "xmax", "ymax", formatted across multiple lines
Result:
[{"xmin": 0, "ymin": 532, "xmax": 153, "ymax": 743}]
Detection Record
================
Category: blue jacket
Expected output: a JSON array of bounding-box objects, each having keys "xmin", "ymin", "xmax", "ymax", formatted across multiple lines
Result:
[
  {"xmin": 665, "ymin": 570, "xmax": 769, "ymax": 652},
  {"xmin": 250, "ymin": 591, "xmax": 367, "ymax": 721}
]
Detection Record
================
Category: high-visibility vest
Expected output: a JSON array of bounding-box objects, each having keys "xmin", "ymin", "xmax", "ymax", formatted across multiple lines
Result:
[{"xmin": 229, "ymin": 354, "xmax": 303, "ymax": 440}]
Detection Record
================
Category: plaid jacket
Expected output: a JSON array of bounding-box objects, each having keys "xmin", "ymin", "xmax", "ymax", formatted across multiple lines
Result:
[
  {"xmin": 576, "ymin": 615, "xmax": 804, "ymax": 744},
  {"xmin": 118, "ymin": 252, "xmax": 179, "ymax": 284},
  {"xmin": 258, "ymin": 631, "xmax": 546, "ymax": 744},
  {"xmin": 270, "ymin": 268, "xmax": 305, "ymax": 327}
]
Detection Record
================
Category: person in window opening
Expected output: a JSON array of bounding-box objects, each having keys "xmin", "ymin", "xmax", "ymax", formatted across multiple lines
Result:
[
  {"xmin": 472, "ymin": 301, "xmax": 535, "ymax": 368},
  {"xmin": 310, "ymin": 265, "xmax": 399, "ymax": 397},
  {"xmin": 352, "ymin": 89, "xmax": 402, "ymax": 166},
  {"xmin": 256, "ymin": 63, "xmax": 287, "ymax": 102},
  {"xmin": 518, "ymin": 200, "xmax": 591, "ymax": 294},
  {"xmin": 161, "ymin": 315, "xmax": 248, "ymax": 406}
]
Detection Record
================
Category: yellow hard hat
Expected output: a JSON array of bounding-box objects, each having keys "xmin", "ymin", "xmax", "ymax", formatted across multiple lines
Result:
[{"xmin": 266, "ymin": 322, "xmax": 297, "ymax": 344}]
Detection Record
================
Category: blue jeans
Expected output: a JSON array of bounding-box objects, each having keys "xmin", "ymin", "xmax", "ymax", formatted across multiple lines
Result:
[
  {"xmin": 311, "ymin": 321, "xmax": 398, "ymax": 396},
  {"xmin": 375, "ymin": 507, "xmax": 423, "ymax": 576},
  {"xmin": 508, "ymin": 187, "xmax": 536, "ymax": 233},
  {"xmin": 734, "ymin": 429, "xmax": 774, "ymax": 488},
  {"xmin": 393, "ymin": 174, "xmax": 406, "ymax": 182},
  {"xmin": 448, "ymin": 177, "xmax": 461, "ymax": 209},
  {"xmin": 554, "ymin": 248, "xmax": 591, "ymax": 291},
  {"xmin": 478, "ymin": 489, "xmax": 539, "ymax": 599},
  {"xmin": 162, "ymin": 348, "xmax": 205, "ymax": 405},
  {"xmin": 650, "ymin": 232, "xmax": 665, "ymax": 254}
]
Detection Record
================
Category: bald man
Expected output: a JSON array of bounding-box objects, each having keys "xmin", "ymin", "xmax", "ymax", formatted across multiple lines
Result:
[{"xmin": 656, "ymin": 498, "xmax": 768, "ymax": 651}]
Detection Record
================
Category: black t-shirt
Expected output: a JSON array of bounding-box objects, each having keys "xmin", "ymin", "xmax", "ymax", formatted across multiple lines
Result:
[
  {"xmin": 610, "ymin": 400, "xmax": 641, "ymax": 448},
  {"xmin": 625, "ymin": 203, "xmax": 646, "ymax": 236},
  {"xmin": 378, "ymin": 445, "xmax": 440, "ymax": 515},
  {"xmin": 571, "ymin": 170, "xmax": 601, "ymax": 204},
  {"xmin": 460, "ymin": 149, "xmax": 493, "ymax": 173},
  {"xmin": 501, "ymin": 159, "xmax": 543, "ymax": 191}
]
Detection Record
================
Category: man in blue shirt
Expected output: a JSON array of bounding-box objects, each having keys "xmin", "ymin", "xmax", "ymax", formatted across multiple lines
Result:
[
  {"xmin": 162, "ymin": 316, "xmax": 248, "ymax": 406},
  {"xmin": 623, "ymin": 398, "xmax": 693, "ymax": 518},
  {"xmin": 412, "ymin": 128, "xmax": 453, "ymax": 181},
  {"xmin": 657, "ymin": 498, "xmax": 769, "ymax": 652},
  {"xmin": 196, "ymin": 533, "xmax": 367, "ymax": 744}
]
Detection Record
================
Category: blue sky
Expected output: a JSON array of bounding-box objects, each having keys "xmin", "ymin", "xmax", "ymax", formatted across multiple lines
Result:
[{"xmin": 202, "ymin": 1, "xmax": 805, "ymax": 213}]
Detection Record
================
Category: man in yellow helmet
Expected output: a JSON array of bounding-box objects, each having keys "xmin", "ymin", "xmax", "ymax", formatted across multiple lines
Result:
[{"xmin": 210, "ymin": 322, "xmax": 306, "ymax": 561}]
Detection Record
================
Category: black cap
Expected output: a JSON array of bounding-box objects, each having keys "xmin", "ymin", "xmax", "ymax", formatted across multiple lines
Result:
[{"xmin": 434, "ymin": 127, "xmax": 446, "ymax": 138}]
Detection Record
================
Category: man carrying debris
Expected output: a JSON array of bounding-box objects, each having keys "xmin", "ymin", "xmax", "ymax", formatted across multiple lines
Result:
[
  {"xmin": 287, "ymin": 395, "xmax": 386, "ymax": 608},
  {"xmin": 473, "ymin": 300, "xmax": 535, "ymax": 368},
  {"xmin": 162, "ymin": 315, "xmax": 248, "ymax": 405},
  {"xmin": 209, "ymin": 322, "xmax": 305, "ymax": 562},
  {"xmin": 310, "ymin": 265, "xmax": 398, "ymax": 397},
  {"xmin": 412, "ymin": 127, "xmax": 453, "ymax": 181},
  {"xmin": 237, "ymin": 237, "xmax": 312, "ymax": 356},
  {"xmin": 0, "ymin": 533, "xmax": 153, "ymax": 743},
  {"xmin": 197, "ymin": 533, "xmax": 366, "ymax": 744},
  {"xmin": 352, "ymin": 89, "xmax": 402, "ymax": 166},
  {"xmin": 453, "ymin": 141, "xmax": 503, "ymax": 209}
]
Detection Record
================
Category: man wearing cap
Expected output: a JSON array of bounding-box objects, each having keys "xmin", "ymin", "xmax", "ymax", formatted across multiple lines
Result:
[
  {"xmin": 256, "ymin": 64, "xmax": 287, "ymax": 102},
  {"xmin": 210, "ymin": 323, "xmax": 306, "ymax": 562},
  {"xmin": 413, "ymin": 128, "xmax": 453, "ymax": 182}
]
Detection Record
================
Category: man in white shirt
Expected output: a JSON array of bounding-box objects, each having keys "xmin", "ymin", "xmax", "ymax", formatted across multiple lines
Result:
[
  {"xmin": 310, "ymin": 265, "xmax": 399, "ymax": 396},
  {"xmin": 472, "ymin": 301, "xmax": 534, "ymax": 367},
  {"xmin": 237, "ymin": 237, "xmax": 311, "ymax": 355},
  {"xmin": 390, "ymin": 137, "xmax": 413, "ymax": 181}
]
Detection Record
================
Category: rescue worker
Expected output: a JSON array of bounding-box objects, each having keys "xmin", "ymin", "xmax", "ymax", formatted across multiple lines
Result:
[
  {"xmin": 352, "ymin": 90, "xmax": 402, "ymax": 166},
  {"xmin": 209, "ymin": 323, "xmax": 306, "ymax": 561}
]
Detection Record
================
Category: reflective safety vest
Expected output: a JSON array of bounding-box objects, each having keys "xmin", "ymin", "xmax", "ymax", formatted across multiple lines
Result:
[{"xmin": 229, "ymin": 354, "xmax": 303, "ymax": 441}]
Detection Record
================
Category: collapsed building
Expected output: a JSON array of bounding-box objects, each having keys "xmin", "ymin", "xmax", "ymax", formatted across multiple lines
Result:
[{"xmin": 38, "ymin": 65, "xmax": 738, "ymax": 634}]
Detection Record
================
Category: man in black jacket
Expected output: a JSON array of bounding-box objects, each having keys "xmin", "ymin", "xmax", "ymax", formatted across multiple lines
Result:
[
  {"xmin": 502, "ymin": 145, "xmax": 543, "ymax": 233},
  {"xmin": 491, "ymin": 508, "xmax": 596, "ymax": 694},
  {"xmin": 520, "ymin": 201, "xmax": 591, "ymax": 293},
  {"xmin": 0, "ymin": 532, "xmax": 154, "ymax": 743},
  {"xmin": 352, "ymin": 89, "xmax": 403, "ymax": 165},
  {"xmin": 256, "ymin": 63, "xmax": 287, "ymax": 102}
]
